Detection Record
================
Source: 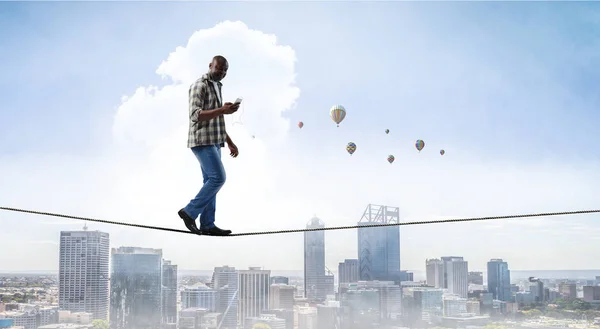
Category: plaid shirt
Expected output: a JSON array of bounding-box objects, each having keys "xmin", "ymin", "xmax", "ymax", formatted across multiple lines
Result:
[{"xmin": 187, "ymin": 73, "xmax": 227, "ymax": 148}]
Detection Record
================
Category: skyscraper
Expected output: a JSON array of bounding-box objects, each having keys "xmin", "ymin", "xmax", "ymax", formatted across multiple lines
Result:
[
  {"xmin": 304, "ymin": 217, "xmax": 334, "ymax": 302},
  {"xmin": 110, "ymin": 247, "xmax": 163, "ymax": 329},
  {"xmin": 425, "ymin": 259, "xmax": 444, "ymax": 288},
  {"xmin": 161, "ymin": 260, "xmax": 178, "ymax": 324},
  {"xmin": 211, "ymin": 266, "xmax": 238, "ymax": 329},
  {"xmin": 468, "ymin": 272, "xmax": 484, "ymax": 285},
  {"xmin": 357, "ymin": 204, "xmax": 401, "ymax": 282},
  {"xmin": 338, "ymin": 259, "xmax": 359, "ymax": 284},
  {"xmin": 442, "ymin": 257, "xmax": 468, "ymax": 298},
  {"xmin": 487, "ymin": 259, "xmax": 511, "ymax": 302},
  {"xmin": 58, "ymin": 227, "xmax": 110, "ymax": 320},
  {"xmin": 238, "ymin": 267, "xmax": 270, "ymax": 328},
  {"xmin": 269, "ymin": 284, "xmax": 295, "ymax": 310}
]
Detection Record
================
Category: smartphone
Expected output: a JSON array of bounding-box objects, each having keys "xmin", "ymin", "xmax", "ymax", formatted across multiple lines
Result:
[{"xmin": 234, "ymin": 98, "xmax": 243, "ymax": 105}]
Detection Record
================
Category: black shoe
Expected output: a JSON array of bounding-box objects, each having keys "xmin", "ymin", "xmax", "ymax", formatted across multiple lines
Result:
[
  {"xmin": 200, "ymin": 226, "xmax": 232, "ymax": 236},
  {"xmin": 178, "ymin": 209, "xmax": 199, "ymax": 233}
]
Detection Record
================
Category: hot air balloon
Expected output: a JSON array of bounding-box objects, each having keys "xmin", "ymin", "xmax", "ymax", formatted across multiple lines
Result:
[
  {"xmin": 346, "ymin": 142, "xmax": 356, "ymax": 155},
  {"xmin": 440, "ymin": 149, "xmax": 445, "ymax": 155},
  {"xmin": 298, "ymin": 121, "xmax": 304, "ymax": 129},
  {"xmin": 385, "ymin": 129, "xmax": 390, "ymax": 134},
  {"xmin": 415, "ymin": 139, "xmax": 425, "ymax": 152},
  {"xmin": 330, "ymin": 105, "xmax": 346, "ymax": 127},
  {"xmin": 387, "ymin": 155, "xmax": 395, "ymax": 164}
]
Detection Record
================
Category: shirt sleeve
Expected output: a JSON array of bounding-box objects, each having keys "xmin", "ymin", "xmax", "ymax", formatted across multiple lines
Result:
[{"xmin": 189, "ymin": 82, "xmax": 205, "ymax": 123}]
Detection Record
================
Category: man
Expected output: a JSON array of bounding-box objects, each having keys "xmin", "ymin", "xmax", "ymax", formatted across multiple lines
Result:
[{"xmin": 178, "ymin": 55, "xmax": 240, "ymax": 236}]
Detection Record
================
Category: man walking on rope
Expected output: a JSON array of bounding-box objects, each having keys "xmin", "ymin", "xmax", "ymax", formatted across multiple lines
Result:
[{"xmin": 178, "ymin": 55, "xmax": 239, "ymax": 236}]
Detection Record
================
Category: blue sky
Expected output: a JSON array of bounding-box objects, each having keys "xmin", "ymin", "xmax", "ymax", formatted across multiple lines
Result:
[
  {"xmin": 2, "ymin": 2, "xmax": 599, "ymax": 160},
  {"xmin": 1, "ymin": 2, "xmax": 600, "ymax": 271}
]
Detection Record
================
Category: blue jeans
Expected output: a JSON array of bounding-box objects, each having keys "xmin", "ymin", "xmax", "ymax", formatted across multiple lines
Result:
[{"xmin": 183, "ymin": 144, "xmax": 226, "ymax": 229}]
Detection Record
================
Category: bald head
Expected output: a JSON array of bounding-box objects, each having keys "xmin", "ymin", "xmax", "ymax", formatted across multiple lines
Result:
[{"xmin": 209, "ymin": 55, "xmax": 228, "ymax": 82}]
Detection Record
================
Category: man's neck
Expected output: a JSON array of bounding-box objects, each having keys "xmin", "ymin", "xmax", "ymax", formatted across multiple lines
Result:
[{"xmin": 207, "ymin": 73, "xmax": 221, "ymax": 84}]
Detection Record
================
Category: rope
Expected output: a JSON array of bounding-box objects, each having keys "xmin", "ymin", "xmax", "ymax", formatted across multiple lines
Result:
[{"xmin": 1, "ymin": 206, "xmax": 599, "ymax": 237}]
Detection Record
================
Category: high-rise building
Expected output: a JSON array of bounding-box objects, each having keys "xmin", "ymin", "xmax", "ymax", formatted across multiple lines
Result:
[
  {"xmin": 405, "ymin": 287, "xmax": 443, "ymax": 323},
  {"xmin": 58, "ymin": 227, "xmax": 110, "ymax": 320},
  {"xmin": 238, "ymin": 267, "xmax": 270, "ymax": 328},
  {"xmin": 442, "ymin": 257, "xmax": 468, "ymax": 298},
  {"xmin": 583, "ymin": 286, "xmax": 600, "ymax": 302},
  {"xmin": 487, "ymin": 259, "xmax": 511, "ymax": 302},
  {"xmin": 303, "ymin": 217, "xmax": 334, "ymax": 302},
  {"xmin": 558, "ymin": 282, "xmax": 577, "ymax": 300},
  {"xmin": 425, "ymin": 259, "xmax": 444, "ymax": 288},
  {"xmin": 357, "ymin": 204, "xmax": 401, "ymax": 282},
  {"xmin": 269, "ymin": 284, "xmax": 295, "ymax": 310},
  {"xmin": 180, "ymin": 284, "xmax": 217, "ymax": 310},
  {"xmin": 338, "ymin": 259, "xmax": 359, "ymax": 284},
  {"xmin": 468, "ymin": 272, "xmax": 484, "ymax": 285},
  {"xmin": 162, "ymin": 260, "xmax": 178, "ymax": 324},
  {"xmin": 211, "ymin": 266, "xmax": 238, "ymax": 329},
  {"xmin": 110, "ymin": 247, "xmax": 163, "ymax": 329}
]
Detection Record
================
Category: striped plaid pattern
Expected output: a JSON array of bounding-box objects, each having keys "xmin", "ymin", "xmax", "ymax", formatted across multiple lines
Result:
[{"xmin": 187, "ymin": 73, "xmax": 227, "ymax": 148}]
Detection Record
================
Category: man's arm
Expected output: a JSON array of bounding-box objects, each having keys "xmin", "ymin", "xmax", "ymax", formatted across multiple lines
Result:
[
  {"xmin": 189, "ymin": 82, "xmax": 224, "ymax": 122},
  {"xmin": 226, "ymin": 133, "xmax": 235, "ymax": 146}
]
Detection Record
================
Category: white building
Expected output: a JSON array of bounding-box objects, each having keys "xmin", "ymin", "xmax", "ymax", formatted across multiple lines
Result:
[
  {"xmin": 443, "ymin": 257, "xmax": 469, "ymax": 298},
  {"xmin": 238, "ymin": 267, "xmax": 270, "ymax": 328},
  {"xmin": 58, "ymin": 227, "xmax": 110, "ymax": 320},
  {"xmin": 443, "ymin": 295, "xmax": 468, "ymax": 317},
  {"xmin": 269, "ymin": 284, "xmax": 295, "ymax": 311},
  {"xmin": 181, "ymin": 284, "xmax": 217, "ymax": 311}
]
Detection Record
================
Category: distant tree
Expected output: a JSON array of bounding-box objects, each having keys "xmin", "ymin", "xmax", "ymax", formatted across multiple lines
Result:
[{"xmin": 92, "ymin": 319, "xmax": 109, "ymax": 329}]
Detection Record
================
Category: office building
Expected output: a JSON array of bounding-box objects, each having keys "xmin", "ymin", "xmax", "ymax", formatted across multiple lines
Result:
[
  {"xmin": 239, "ymin": 267, "xmax": 270, "ymax": 327},
  {"xmin": 487, "ymin": 259, "xmax": 511, "ymax": 302},
  {"xmin": 110, "ymin": 247, "xmax": 163, "ymax": 329},
  {"xmin": 211, "ymin": 266, "xmax": 238, "ymax": 329},
  {"xmin": 357, "ymin": 204, "xmax": 401, "ymax": 282},
  {"xmin": 58, "ymin": 227, "xmax": 110, "ymax": 320},
  {"xmin": 162, "ymin": 260, "xmax": 178, "ymax": 324},
  {"xmin": 440, "ymin": 257, "xmax": 469, "ymax": 298},
  {"xmin": 338, "ymin": 259, "xmax": 359, "ymax": 284},
  {"xmin": 304, "ymin": 217, "xmax": 334, "ymax": 302}
]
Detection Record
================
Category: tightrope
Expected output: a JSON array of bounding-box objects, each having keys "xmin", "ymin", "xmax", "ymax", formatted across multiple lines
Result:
[{"xmin": 1, "ymin": 206, "xmax": 599, "ymax": 237}]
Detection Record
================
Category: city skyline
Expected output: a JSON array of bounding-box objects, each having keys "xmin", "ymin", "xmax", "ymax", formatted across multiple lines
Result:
[
  {"xmin": 1, "ymin": 2, "xmax": 600, "ymax": 272},
  {"xmin": 4, "ymin": 224, "xmax": 599, "ymax": 277},
  {"xmin": 4, "ymin": 225, "xmax": 600, "ymax": 329}
]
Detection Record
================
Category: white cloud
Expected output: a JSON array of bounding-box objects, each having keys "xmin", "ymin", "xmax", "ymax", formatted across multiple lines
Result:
[
  {"xmin": 107, "ymin": 20, "xmax": 306, "ymax": 269},
  {"xmin": 2, "ymin": 20, "xmax": 600, "ymax": 272}
]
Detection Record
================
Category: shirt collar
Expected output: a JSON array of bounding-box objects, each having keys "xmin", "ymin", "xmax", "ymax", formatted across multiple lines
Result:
[{"xmin": 202, "ymin": 73, "xmax": 222, "ymax": 86}]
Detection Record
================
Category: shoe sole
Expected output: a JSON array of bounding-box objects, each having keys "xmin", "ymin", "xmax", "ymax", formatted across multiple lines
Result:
[
  {"xmin": 178, "ymin": 210, "xmax": 199, "ymax": 233},
  {"xmin": 199, "ymin": 231, "xmax": 232, "ymax": 236}
]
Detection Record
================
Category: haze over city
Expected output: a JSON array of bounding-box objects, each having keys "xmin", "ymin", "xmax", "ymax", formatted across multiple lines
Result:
[{"xmin": 1, "ymin": 2, "xmax": 600, "ymax": 272}]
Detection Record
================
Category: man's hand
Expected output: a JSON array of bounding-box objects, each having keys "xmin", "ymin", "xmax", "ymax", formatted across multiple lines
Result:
[
  {"xmin": 228, "ymin": 141, "xmax": 239, "ymax": 158},
  {"xmin": 221, "ymin": 102, "xmax": 240, "ymax": 115}
]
